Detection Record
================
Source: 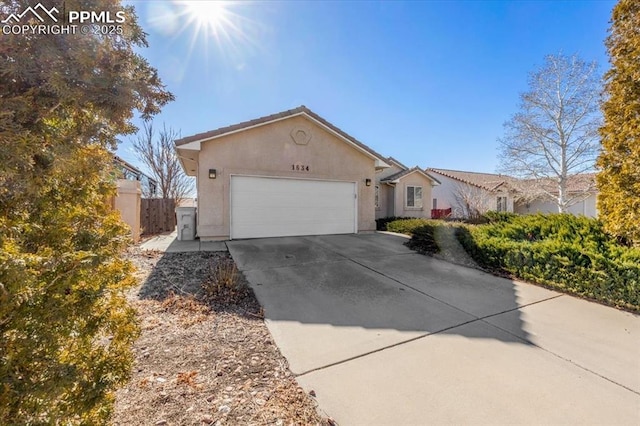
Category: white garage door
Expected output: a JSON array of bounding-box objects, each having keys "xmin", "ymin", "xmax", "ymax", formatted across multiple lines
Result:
[{"xmin": 230, "ymin": 176, "xmax": 357, "ymax": 239}]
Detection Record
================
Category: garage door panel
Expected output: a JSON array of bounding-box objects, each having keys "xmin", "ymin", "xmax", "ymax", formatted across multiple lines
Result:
[
  {"xmin": 233, "ymin": 208, "xmax": 353, "ymax": 223},
  {"xmin": 231, "ymin": 176, "xmax": 356, "ymax": 239}
]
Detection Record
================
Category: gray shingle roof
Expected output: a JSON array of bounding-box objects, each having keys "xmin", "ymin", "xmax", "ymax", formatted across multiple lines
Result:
[
  {"xmin": 175, "ymin": 106, "xmax": 389, "ymax": 165},
  {"xmin": 386, "ymin": 156, "xmax": 408, "ymax": 169},
  {"xmin": 381, "ymin": 166, "xmax": 441, "ymax": 184}
]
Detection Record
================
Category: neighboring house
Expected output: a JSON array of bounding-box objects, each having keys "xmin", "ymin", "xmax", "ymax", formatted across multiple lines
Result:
[
  {"xmin": 174, "ymin": 106, "xmax": 392, "ymax": 240},
  {"xmin": 375, "ymin": 157, "xmax": 440, "ymax": 219},
  {"xmin": 427, "ymin": 168, "xmax": 515, "ymax": 218},
  {"xmin": 428, "ymin": 168, "xmax": 598, "ymax": 218},
  {"xmin": 514, "ymin": 173, "xmax": 597, "ymax": 217},
  {"xmin": 114, "ymin": 155, "xmax": 158, "ymax": 197}
]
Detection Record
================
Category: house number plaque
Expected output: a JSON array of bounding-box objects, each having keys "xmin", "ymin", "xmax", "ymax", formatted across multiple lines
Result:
[{"xmin": 292, "ymin": 164, "xmax": 310, "ymax": 171}]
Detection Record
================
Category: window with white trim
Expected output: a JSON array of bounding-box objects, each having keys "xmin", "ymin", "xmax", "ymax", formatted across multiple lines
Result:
[
  {"xmin": 375, "ymin": 185, "xmax": 380, "ymax": 208},
  {"xmin": 497, "ymin": 196, "xmax": 508, "ymax": 212},
  {"xmin": 406, "ymin": 185, "xmax": 423, "ymax": 208}
]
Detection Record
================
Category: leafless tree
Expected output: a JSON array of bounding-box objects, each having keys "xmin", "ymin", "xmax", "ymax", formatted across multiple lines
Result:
[
  {"xmin": 498, "ymin": 53, "xmax": 601, "ymax": 212},
  {"xmin": 132, "ymin": 122, "xmax": 194, "ymax": 202},
  {"xmin": 452, "ymin": 182, "xmax": 493, "ymax": 220}
]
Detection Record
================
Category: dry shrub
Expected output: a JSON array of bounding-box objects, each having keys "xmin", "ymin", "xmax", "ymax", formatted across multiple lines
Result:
[
  {"xmin": 263, "ymin": 379, "xmax": 329, "ymax": 425},
  {"xmin": 157, "ymin": 293, "xmax": 211, "ymax": 327},
  {"xmin": 203, "ymin": 257, "xmax": 252, "ymax": 305},
  {"xmin": 176, "ymin": 371, "xmax": 200, "ymax": 388}
]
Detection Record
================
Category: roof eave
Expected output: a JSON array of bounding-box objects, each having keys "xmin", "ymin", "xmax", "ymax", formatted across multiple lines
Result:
[
  {"xmin": 175, "ymin": 112, "xmax": 304, "ymax": 150},
  {"xmin": 175, "ymin": 147, "xmax": 199, "ymax": 176},
  {"xmin": 175, "ymin": 110, "xmax": 391, "ymax": 168}
]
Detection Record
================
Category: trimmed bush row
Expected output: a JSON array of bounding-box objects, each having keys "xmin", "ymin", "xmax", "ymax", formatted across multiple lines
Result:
[
  {"xmin": 456, "ymin": 214, "xmax": 640, "ymax": 311},
  {"xmin": 375, "ymin": 216, "xmax": 414, "ymax": 231},
  {"xmin": 483, "ymin": 211, "xmax": 519, "ymax": 223},
  {"xmin": 386, "ymin": 218, "xmax": 437, "ymax": 235}
]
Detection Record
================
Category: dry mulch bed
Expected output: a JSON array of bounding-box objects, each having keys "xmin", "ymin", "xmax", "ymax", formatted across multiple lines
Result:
[{"xmin": 112, "ymin": 248, "xmax": 330, "ymax": 426}]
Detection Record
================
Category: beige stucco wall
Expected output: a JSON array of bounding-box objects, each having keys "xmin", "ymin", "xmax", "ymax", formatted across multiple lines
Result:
[
  {"xmin": 393, "ymin": 172, "xmax": 434, "ymax": 219},
  {"xmin": 375, "ymin": 183, "xmax": 393, "ymax": 219},
  {"xmin": 375, "ymin": 165, "xmax": 402, "ymax": 219},
  {"xmin": 375, "ymin": 167, "xmax": 437, "ymax": 219},
  {"xmin": 376, "ymin": 163, "xmax": 402, "ymax": 219},
  {"xmin": 192, "ymin": 115, "xmax": 377, "ymax": 240},
  {"xmin": 114, "ymin": 179, "xmax": 141, "ymax": 243}
]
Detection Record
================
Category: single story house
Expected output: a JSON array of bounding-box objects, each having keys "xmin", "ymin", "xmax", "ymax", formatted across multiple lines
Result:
[
  {"xmin": 175, "ymin": 106, "xmax": 396, "ymax": 240},
  {"xmin": 427, "ymin": 168, "xmax": 598, "ymax": 218},
  {"xmin": 114, "ymin": 155, "xmax": 158, "ymax": 197},
  {"xmin": 375, "ymin": 157, "xmax": 440, "ymax": 219},
  {"xmin": 427, "ymin": 168, "xmax": 516, "ymax": 218}
]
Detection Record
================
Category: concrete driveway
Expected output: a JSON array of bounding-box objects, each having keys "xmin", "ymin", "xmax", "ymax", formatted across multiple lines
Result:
[{"xmin": 227, "ymin": 233, "xmax": 640, "ymax": 425}]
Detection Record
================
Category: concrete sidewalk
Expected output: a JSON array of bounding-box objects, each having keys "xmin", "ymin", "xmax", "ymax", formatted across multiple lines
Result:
[
  {"xmin": 139, "ymin": 230, "xmax": 227, "ymax": 252},
  {"xmin": 228, "ymin": 233, "xmax": 640, "ymax": 425}
]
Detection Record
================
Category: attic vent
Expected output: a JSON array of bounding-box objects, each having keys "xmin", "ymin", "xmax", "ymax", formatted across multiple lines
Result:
[{"xmin": 290, "ymin": 127, "xmax": 312, "ymax": 145}]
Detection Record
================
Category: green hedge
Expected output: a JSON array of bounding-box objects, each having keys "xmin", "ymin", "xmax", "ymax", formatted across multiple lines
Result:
[
  {"xmin": 376, "ymin": 216, "xmax": 414, "ymax": 231},
  {"xmin": 386, "ymin": 218, "xmax": 438, "ymax": 235},
  {"xmin": 483, "ymin": 211, "xmax": 518, "ymax": 223},
  {"xmin": 456, "ymin": 214, "xmax": 640, "ymax": 311}
]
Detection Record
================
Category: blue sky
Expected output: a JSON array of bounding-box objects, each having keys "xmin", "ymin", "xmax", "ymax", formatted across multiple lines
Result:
[{"xmin": 118, "ymin": 0, "xmax": 615, "ymax": 174}]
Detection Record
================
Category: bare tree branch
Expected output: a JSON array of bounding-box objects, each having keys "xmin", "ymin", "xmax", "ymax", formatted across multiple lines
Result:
[
  {"xmin": 452, "ymin": 183, "xmax": 495, "ymax": 220},
  {"xmin": 498, "ymin": 53, "xmax": 601, "ymax": 212},
  {"xmin": 131, "ymin": 122, "xmax": 194, "ymax": 203}
]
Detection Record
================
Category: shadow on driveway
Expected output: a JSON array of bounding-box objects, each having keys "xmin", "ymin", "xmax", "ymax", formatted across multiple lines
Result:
[
  {"xmin": 226, "ymin": 233, "xmax": 559, "ymax": 375},
  {"xmin": 225, "ymin": 233, "xmax": 639, "ymax": 425}
]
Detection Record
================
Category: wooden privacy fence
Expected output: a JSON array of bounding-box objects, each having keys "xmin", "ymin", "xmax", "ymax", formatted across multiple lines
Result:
[{"xmin": 141, "ymin": 198, "xmax": 176, "ymax": 235}]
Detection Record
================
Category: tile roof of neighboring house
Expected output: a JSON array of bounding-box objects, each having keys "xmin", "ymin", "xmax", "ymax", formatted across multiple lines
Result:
[
  {"xmin": 426, "ymin": 168, "xmax": 514, "ymax": 191},
  {"xmin": 519, "ymin": 173, "xmax": 597, "ymax": 194},
  {"xmin": 175, "ymin": 105, "xmax": 389, "ymax": 165},
  {"xmin": 428, "ymin": 167, "xmax": 597, "ymax": 195},
  {"xmin": 566, "ymin": 173, "xmax": 597, "ymax": 192},
  {"xmin": 381, "ymin": 166, "xmax": 441, "ymax": 184}
]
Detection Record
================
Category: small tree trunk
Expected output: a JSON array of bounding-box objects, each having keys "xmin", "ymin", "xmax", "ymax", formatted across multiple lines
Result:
[{"xmin": 558, "ymin": 178, "xmax": 567, "ymax": 213}]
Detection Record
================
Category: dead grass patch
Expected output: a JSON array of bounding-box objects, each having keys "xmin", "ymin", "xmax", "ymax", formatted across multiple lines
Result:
[{"xmin": 113, "ymin": 248, "xmax": 328, "ymax": 425}]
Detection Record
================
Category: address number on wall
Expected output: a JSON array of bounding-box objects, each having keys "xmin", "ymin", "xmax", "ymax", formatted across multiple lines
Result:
[{"xmin": 292, "ymin": 164, "xmax": 310, "ymax": 171}]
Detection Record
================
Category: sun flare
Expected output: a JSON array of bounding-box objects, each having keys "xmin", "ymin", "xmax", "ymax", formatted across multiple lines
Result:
[
  {"xmin": 144, "ymin": 1, "xmax": 261, "ymax": 80},
  {"xmin": 179, "ymin": 1, "xmax": 231, "ymax": 34},
  {"xmin": 169, "ymin": 0, "xmax": 256, "ymax": 65}
]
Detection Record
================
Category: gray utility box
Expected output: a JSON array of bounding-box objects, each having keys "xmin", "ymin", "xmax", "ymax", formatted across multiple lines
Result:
[{"xmin": 176, "ymin": 207, "xmax": 197, "ymax": 241}]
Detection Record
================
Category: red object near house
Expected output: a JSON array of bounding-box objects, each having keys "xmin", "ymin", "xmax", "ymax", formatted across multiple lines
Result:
[{"xmin": 431, "ymin": 208, "xmax": 452, "ymax": 219}]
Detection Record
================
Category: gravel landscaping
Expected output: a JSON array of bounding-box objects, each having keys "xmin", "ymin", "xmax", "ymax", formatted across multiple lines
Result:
[{"xmin": 112, "ymin": 249, "xmax": 330, "ymax": 425}]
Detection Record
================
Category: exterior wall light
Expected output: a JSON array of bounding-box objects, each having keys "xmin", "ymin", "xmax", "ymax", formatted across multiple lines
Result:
[
  {"xmin": 365, "ymin": 178, "xmax": 372, "ymax": 186},
  {"xmin": 209, "ymin": 169, "xmax": 217, "ymax": 179}
]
